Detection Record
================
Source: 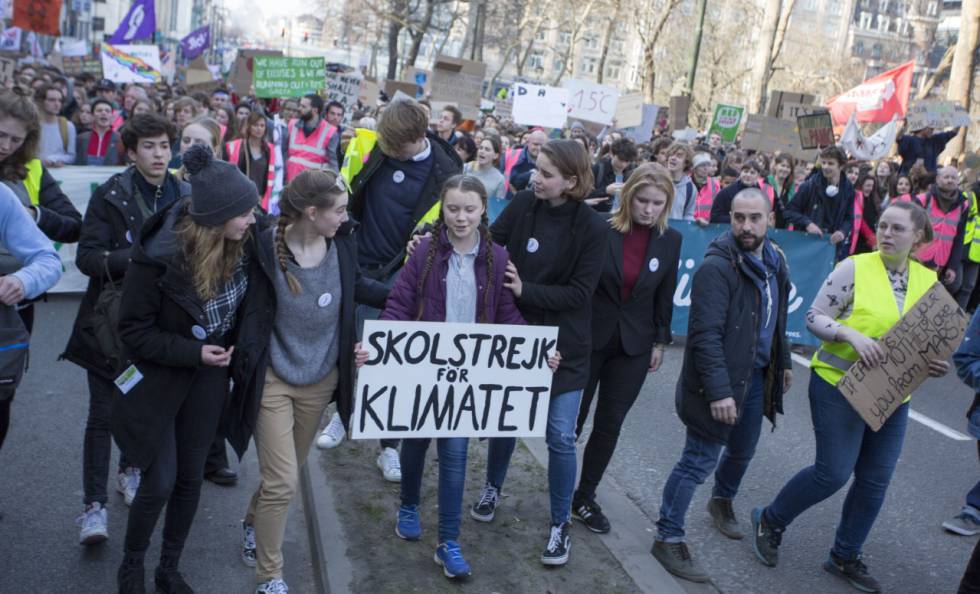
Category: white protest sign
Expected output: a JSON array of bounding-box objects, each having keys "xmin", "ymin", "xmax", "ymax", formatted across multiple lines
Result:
[
  {"xmin": 512, "ymin": 83, "xmax": 568, "ymax": 129},
  {"xmin": 352, "ymin": 320, "xmax": 558, "ymax": 439},
  {"xmin": 615, "ymin": 93, "xmax": 644, "ymax": 128},
  {"xmin": 100, "ymin": 44, "xmax": 162, "ymax": 83},
  {"xmin": 906, "ymin": 100, "xmax": 972, "ymax": 130},
  {"xmin": 563, "ymin": 78, "xmax": 619, "ymax": 125},
  {"xmin": 325, "ymin": 71, "xmax": 363, "ymax": 125}
]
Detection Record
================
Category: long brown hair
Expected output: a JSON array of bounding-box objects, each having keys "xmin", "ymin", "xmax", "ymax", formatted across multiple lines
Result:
[
  {"xmin": 176, "ymin": 213, "xmax": 248, "ymax": 300},
  {"xmin": 0, "ymin": 89, "xmax": 40, "ymax": 181},
  {"xmin": 416, "ymin": 175, "xmax": 494, "ymax": 322},
  {"xmin": 275, "ymin": 169, "xmax": 347, "ymax": 294},
  {"xmin": 236, "ymin": 111, "xmax": 269, "ymax": 178}
]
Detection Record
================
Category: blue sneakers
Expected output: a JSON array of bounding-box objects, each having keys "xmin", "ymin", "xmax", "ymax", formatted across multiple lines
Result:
[
  {"xmin": 434, "ymin": 540, "xmax": 472, "ymax": 579},
  {"xmin": 395, "ymin": 505, "xmax": 421, "ymax": 540}
]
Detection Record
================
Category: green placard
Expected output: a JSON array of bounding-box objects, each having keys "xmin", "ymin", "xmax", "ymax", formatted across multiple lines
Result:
[
  {"xmin": 253, "ymin": 56, "xmax": 325, "ymax": 98},
  {"xmin": 708, "ymin": 103, "xmax": 744, "ymax": 143}
]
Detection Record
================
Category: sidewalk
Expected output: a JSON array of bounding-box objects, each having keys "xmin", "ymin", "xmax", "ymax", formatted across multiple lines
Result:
[{"xmin": 303, "ymin": 434, "xmax": 691, "ymax": 593}]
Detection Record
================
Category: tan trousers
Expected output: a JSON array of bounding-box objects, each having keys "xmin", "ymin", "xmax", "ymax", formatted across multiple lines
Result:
[{"xmin": 246, "ymin": 366, "xmax": 339, "ymax": 582}]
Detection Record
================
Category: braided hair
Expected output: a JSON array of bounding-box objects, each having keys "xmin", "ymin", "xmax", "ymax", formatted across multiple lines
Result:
[
  {"xmin": 274, "ymin": 169, "xmax": 348, "ymax": 295},
  {"xmin": 415, "ymin": 175, "xmax": 493, "ymax": 322}
]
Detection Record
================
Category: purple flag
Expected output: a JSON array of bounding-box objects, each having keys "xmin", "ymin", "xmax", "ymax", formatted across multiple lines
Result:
[
  {"xmin": 180, "ymin": 26, "xmax": 210, "ymax": 60},
  {"xmin": 108, "ymin": 0, "xmax": 156, "ymax": 44}
]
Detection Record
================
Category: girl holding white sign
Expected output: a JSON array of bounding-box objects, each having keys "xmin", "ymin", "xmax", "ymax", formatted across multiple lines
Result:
[
  {"xmin": 473, "ymin": 139, "xmax": 607, "ymax": 567},
  {"xmin": 382, "ymin": 175, "xmax": 558, "ymax": 580},
  {"xmin": 751, "ymin": 200, "xmax": 950, "ymax": 593}
]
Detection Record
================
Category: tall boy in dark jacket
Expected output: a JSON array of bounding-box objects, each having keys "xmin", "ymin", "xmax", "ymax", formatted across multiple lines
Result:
[
  {"xmin": 784, "ymin": 145, "xmax": 853, "ymax": 262},
  {"xmin": 651, "ymin": 188, "xmax": 793, "ymax": 584}
]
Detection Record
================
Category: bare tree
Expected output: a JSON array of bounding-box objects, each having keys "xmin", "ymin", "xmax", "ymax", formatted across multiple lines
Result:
[
  {"xmin": 636, "ymin": 0, "xmax": 684, "ymax": 103},
  {"xmin": 595, "ymin": 0, "xmax": 622, "ymax": 84}
]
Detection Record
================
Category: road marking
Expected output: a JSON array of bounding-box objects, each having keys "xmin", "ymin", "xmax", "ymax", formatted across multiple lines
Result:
[{"xmin": 789, "ymin": 352, "xmax": 972, "ymax": 441}]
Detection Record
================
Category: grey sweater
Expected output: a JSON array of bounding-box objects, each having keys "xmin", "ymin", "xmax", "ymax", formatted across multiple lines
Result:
[{"xmin": 269, "ymin": 237, "xmax": 342, "ymax": 386}]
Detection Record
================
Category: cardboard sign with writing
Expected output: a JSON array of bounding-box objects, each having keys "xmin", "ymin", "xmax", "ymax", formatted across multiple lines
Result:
[
  {"xmin": 429, "ymin": 55, "xmax": 485, "ymax": 120},
  {"xmin": 253, "ymin": 56, "xmax": 324, "ymax": 98},
  {"xmin": 352, "ymin": 321, "xmax": 559, "ymax": 439},
  {"xmin": 781, "ymin": 102, "xmax": 826, "ymax": 121},
  {"xmin": 563, "ymin": 78, "xmax": 619, "ymax": 126},
  {"xmin": 512, "ymin": 82, "xmax": 568, "ymax": 129},
  {"xmin": 906, "ymin": 100, "xmax": 972, "ymax": 130},
  {"xmin": 669, "ymin": 95, "xmax": 690, "ymax": 130},
  {"xmin": 836, "ymin": 283, "xmax": 968, "ymax": 431},
  {"xmin": 742, "ymin": 114, "xmax": 815, "ymax": 160},
  {"xmin": 384, "ymin": 79, "xmax": 419, "ymax": 100},
  {"xmin": 797, "ymin": 112, "xmax": 835, "ymax": 149},
  {"xmin": 0, "ymin": 56, "xmax": 15, "ymax": 85},
  {"xmin": 62, "ymin": 54, "xmax": 103, "ymax": 77},
  {"xmin": 325, "ymin": 70, "xmax": 362, "ymax": 125},
  {"xmin": 228, "ymin": 49, "xmax": 281, "ymax": 94},
  {"xmin": 766, "ymin": 90, "xmax": 816, "ymax": 118},
  {"xmin": 708, "ymin": 103, "xmax": 744, "ymax": 142},
  {"xmin": 493, "ymin": 97, "xmax": 513, "ymax": 120}
]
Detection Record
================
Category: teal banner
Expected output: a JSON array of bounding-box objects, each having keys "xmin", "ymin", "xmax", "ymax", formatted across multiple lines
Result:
[{"xmin": 669, "ymin": 221, "xmax": 837, "ymax": 347}]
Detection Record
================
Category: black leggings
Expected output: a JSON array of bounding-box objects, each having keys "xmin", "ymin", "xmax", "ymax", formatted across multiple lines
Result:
[
  {"xmin": 123, "ymin": 365, "xmax": 227, "ymax": 560},
  {"xmin": 0, "ymin": 306, "xmax": 34, "ymax": 454},
  {"xmin": 575, "ymin": 329, "xmax": 650, "ymax": 500}
]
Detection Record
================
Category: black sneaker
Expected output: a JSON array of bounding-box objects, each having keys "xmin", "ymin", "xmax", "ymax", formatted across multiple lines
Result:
[
  {"xmin": 117, "ymin": 558, "xmax": 146, "ymax": 594},
  {"xmin": 823, "ymin": 552, "xmax": 882, "ymax": 593},
  {"xmin": 541, "ymin": 522, "xmax": 571, "ymax": 566},
  {"xmin": 572, "ymin": 494, "xmax": 611, "ymax": 534},
  {"xmin": 650, "ymin": 540, "xmax": 710, "ymax": 583},
  {"xmin": 707, "ymin": 497, "xmax": 744, "ymax": 539},
  {"xmin": 154, "ymin": 565, "xmax": 194, "ymax": 594},
  {"xmin": 470, "ymin": 483, "xmax": 499, "ymax": 523},
  {"xmin": 751, "ymin": 506, "xmax": 783, "ymax": 567}
]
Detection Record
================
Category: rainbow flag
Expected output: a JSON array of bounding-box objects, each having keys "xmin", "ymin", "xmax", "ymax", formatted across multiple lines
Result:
[{"xmin": 102, "ymin": 43, "xmax": 161, "ymax": 82}]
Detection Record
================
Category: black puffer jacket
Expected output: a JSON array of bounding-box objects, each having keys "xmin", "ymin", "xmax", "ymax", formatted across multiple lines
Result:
[{"xmin": 676, "ymin": 232, "xmax": 792, "ymax": 444}]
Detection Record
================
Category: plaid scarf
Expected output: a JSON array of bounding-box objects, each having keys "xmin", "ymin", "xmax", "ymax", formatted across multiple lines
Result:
[{"xmin": 203, "ymin": 256, "xmax": 249, "ymax": 337}]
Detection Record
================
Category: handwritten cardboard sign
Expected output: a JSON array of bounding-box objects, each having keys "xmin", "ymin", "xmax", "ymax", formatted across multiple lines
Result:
[
  {"xmin": 836, "ymin": 283, "xmax": 968, "ymax": 431},
  {"xmin": 253, "ymin": 56, "xmax": 325, "ymax": 98},
  {"xmin": 906, "ymin": 100, "xmax": 972, "ymax": 130},
  {"xmin": 669, "ymin": 95, "xmax": 690, "ymax": 130},
  {"xmin": 352, "ymin": 321, "xmax": 558, "ymax": 439},
  {"xmin": 797, "ymin": 112, "xmax": 835, "ymax": 149},
  {"xmin": 563, "ymin": 78, "xmax": 619, "ymax": 126},
  {"xmin": 512, "ymin": 83, "xmax": 568, "ymax": 129},
  {"xmin": 742, "ymin": 114, "xmax": 816, "ymax": 160},
  {"xmin": 766, "ymin": 90, "xmax": 816, "ymax": 118},
  {"xmin": 0, "ymin": 56, "xmax": 14, "ymax": 85},
  {"xmin": 430, "ymin": 54, "xmax": 485, "ymax": 120},
  {"xmin": 325, "ymin": 70, "xmax": 363, "ymax": 125}
]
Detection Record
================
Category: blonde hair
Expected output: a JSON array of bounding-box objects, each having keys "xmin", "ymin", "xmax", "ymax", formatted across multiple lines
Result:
[
  {"xmin": 611, "ymin": 162, "xmax": 675, "ymax": 234},
  {"xmin": 275, "ymin": 169, "xmax": 347, "ymax": 294},
  {"xmin": 176, "ymin": 212, "xmax": 248, "ymax": 300},
  {"xmin": 182, "ymin": 116, "xmax": 223, "ymax": 154}
]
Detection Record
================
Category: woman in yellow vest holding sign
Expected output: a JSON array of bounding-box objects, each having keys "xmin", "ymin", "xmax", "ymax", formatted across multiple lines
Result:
[{"xmin": 750, "ymin": 200, "xmax": 949, "ymax": 593}]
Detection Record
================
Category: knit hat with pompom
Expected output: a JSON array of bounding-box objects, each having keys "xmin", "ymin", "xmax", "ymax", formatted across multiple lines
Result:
[{"xmin": 183, "ymin": 144, "xmax": 258, "ymax": 227}]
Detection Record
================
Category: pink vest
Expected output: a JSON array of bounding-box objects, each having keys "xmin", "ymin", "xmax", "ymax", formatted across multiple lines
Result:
[
  {"xmin": 227, "ymin": 139, "xmax": 277, "ymax": 212},
  {"xmin": 694, "ymin": 177, "xmax": 720, "ymax": 220},
  {"xmin": 286, "ymin": 119, "xmax": 337, "ymax": 182}
]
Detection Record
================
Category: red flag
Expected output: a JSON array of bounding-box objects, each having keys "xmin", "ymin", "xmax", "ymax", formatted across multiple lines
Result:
[
  {"xmin": 12, "ymin": 0, "xmax": 62, "ymax": 36},
  {"xmin": 826, "ymin": 61, "xmax": 914, "ymax": 126}
]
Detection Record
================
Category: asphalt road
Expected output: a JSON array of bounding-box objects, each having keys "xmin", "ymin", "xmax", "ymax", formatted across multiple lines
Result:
[
  {"xmin": 0, "ymin": 296, "xmax": 315, "ymax": 594},
  {"xmin": 583, "ymin": 342, "xmax": 976, "ymax": 594}
]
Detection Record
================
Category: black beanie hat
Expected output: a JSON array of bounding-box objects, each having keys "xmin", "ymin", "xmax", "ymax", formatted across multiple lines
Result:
[{"xmin": 184, "ymin": 144, "xmax": 258, "ymax": 227}]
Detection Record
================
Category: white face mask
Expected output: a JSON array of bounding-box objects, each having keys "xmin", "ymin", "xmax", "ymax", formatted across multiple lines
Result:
[{"xmin": 826, "ymin": 185, "xmax": 839, "ymax": 197}]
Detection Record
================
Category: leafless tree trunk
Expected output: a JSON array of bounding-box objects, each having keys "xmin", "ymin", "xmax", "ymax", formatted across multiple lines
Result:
[
  {"xmin": 638, "ymin": 0, "xmax": 683, "ymax": 103},
  {"xmin": 596, "ymin": 0, "xmax": 621, "ymax": 84},
  {"xmin": 943, "ymin": 0, "xmax": 979, "ymax": 159},
  {"xmin": 749, "ymin": 0, "xmax": 782, "ymax": 113},
  {"xmin": 551, "ymin": 0, "xmax": 599, "ymax": 85}
]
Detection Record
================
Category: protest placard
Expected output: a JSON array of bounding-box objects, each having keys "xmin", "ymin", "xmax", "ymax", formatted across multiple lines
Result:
[
  {"xmin": 708, "ymin": 103, "xmax": 744, "ymax": 142},
  {"xmin": 0, "ymin": 56, "xmax": 14, "ymax": 85},
  {"xmin": 184, "ymin": 55, "xmax": 214, "ymax": 89},
  {"xmin": 563, "ymin": 78, "xmax": 619, "ymax": 126},
  {"xmin": 742, "ymin": 114, "xmax": 816, "ymax": 160},
  {"xmin": 62, "ymin": 54, "xmax": 102, "ymax": 77},
  {"xmin": 253, "ymin": 56, "xmax": 324, "ymax": 98},
  {"xmin": 512, "ymin": 83, "xmax": 568, "ymax": 129},
  {"xmin": 766, "ymin": 90, "xmax": 816, "ymax": 118},
  {"xmin": 352, "ymin": 320, "xmax": 559, "ymax": 439},
  {"xmin": 493, "ymin": 97, "xmax": 513, "ymax": 120},
  {"xmin": 384, "ymin": 79, "xmax": 419, "ymax": 100},
  {"xmin": 669, "ymin": 95, "xmax": 690, "ymax": 130},
  {"xmin": 836, "ymin": 283, "xmax": 968, "ymax": 431},
  {"xmin": 359, "ymin": 77, "xmax": 380, "ymax": 107},
  {"xmin": 797, "ymin": 112, "xmax": 835, "ymax": 149},
  {"xmin": 906, "ymin": 100, "xmax": 972, "ymax": 130},
  {"xmin": 100, "ymin": 43, "xmax": 162, "ymax": 84},
  {"xmin": 781, "ymin": 102, "xmax": 826, "ymax": 121},
  {"xmin": 621, "ymin": 104, "xmax": 660, "ymax": 143},
  {"xmin": 430, "ymin": 55, "xmax": 486, "ymax": 120},
  {"xmin": 402, "ymin": 66, "xmax": 430, "ymax": 96},
  {"xmin": 614, "ymin": 93, "xmax": 644, "ymax": 128},
  {"xmin": 325, "ymin": 70, "xmax": 363, "ymax": 125},
  {"xmin": 229, "ymin": 49, "xmax": 281, "ymax": 94}
]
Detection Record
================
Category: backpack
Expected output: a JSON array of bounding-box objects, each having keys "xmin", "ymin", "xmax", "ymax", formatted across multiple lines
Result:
[
  {"xmin": 0, "ymin": 304, "xmax": 29, "ymax": 401},
  {"xmin": 89, "ymin": 255, "xmax": 125, "ymax": 373}
]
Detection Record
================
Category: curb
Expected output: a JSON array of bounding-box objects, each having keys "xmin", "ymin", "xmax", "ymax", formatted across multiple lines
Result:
[{"xmin": 300, "ymin": 451, "xmax": 353, "ymax": 594}]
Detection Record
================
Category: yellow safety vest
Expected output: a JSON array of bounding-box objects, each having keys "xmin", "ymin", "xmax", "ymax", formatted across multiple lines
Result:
[
  {"xmin": 964, "ymin": 191, "xmax": 980, "ymax": 263},
  {"xmin": 810, "ymin": 252, "xmax": 936, "ymax": 396},
  {"xmin": 24, "ymin": 159, "xmax": 42, "ymax": 206}
]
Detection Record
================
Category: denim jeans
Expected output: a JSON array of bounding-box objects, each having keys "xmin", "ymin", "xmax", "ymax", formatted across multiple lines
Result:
[
  {"xmin": 83, "ymin": 372, "xmax": 128, "ymax": 506},
  {"xmin": 486, "ymin": 389, "xmax": 584, "ymax": 526},
  {"xmin": 764, "ymin": 373, "xmax": 909, "ymax": 560},
  {"xmin": 399, "ymin": 437, "xmax": 469, "ymax": 542},
  {"xmin": 966, "ymin": 440, "xmax": 980, "ymax": 516},
  {"xmin": 357, "ymin": 266, "xmax": 401, "ymax": 451},
  {"xmin": 656, "ymin": 371, "xmax": 765, "ymax": 542}
]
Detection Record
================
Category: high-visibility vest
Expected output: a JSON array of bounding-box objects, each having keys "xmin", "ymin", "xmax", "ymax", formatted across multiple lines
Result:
[
  {"xmin": 962, "ymin": 191, "xmax": 980, "ymax": 263},
  {"xmin": 759, "ymin": 180, "xmax": 775, "ymax": 208},
  {"xmin": 849, "ymin": 190, "xmax": 869, "ymax": 255},
  {"xmin": 340, "ymin": 128, "xmax": 378, "ymax": 186},
  {"xmin": 810, "ymin": 252, "xmax": 935, "ymax": 392},
  {"xmin": 226, "ymin": 139, "xmax": 277, "ymax": 212},
  {"xmin": 502, "ymin": 147, "xmax": 524, "ymax": 193},
  {"xmin": 913, "ymin": 192, "xmax": 969, "ymax": 268},
  {"xmin": 111, "ymin": 112, "xmax": 124, "ymax": 132},
  {"xmin": 23, "ymin": 159, "xmax": 42, "ymax": 205},
  {"xmin": 286, "ymin": 118, "xmax": 337, "ymax": 182},
  {"xmin": 693, "ymin": 177, "xmax": 720, "ymax": 220}
]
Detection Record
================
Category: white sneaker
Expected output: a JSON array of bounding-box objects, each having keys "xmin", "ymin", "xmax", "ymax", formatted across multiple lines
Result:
[
  {"xmin": 315, "ymin": 413, "xmax": 346, "ymax": 450},
  {"xmin": 116, "ymin": 467, "xmax": 141, "ymax": 506},
  {"xmin": 376, "ymin": 447, "xmax": 401, "ymax": 482},
  {"xmin": 76, "ymin": 502, "xmax": 108, "ymax": 546},
  {"xmin": 256, "ymin": 578, "xmax": 288, "ymax": 593}
]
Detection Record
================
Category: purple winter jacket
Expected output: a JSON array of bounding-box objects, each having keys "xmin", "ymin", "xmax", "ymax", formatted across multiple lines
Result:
[{"xmin": 380, "ymin": 228, "xmax": 526, "ymax": 325}]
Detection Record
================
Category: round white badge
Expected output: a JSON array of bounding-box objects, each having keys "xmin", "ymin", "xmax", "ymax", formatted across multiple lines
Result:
[
  {"xmin": 393, "ymin": 170, "xmax": 405, "ymax": 184},
  {"xmin": 527, "ymin": 238, "xmax": 539, "ymax": 253},
  {"xmin": 318, "ymin": 292, "xmax": 332, "ymax": 308},
  {"xmin": 191, "ymin": 325, "xmax": 207, "ymax": 340},
  {"xmin": 649, "ymin": 257, "xmax": 659, "ymax": 272},
  {"xmin": 125, "ymin": 230, "xmax": 132, "ymax": 243}
]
